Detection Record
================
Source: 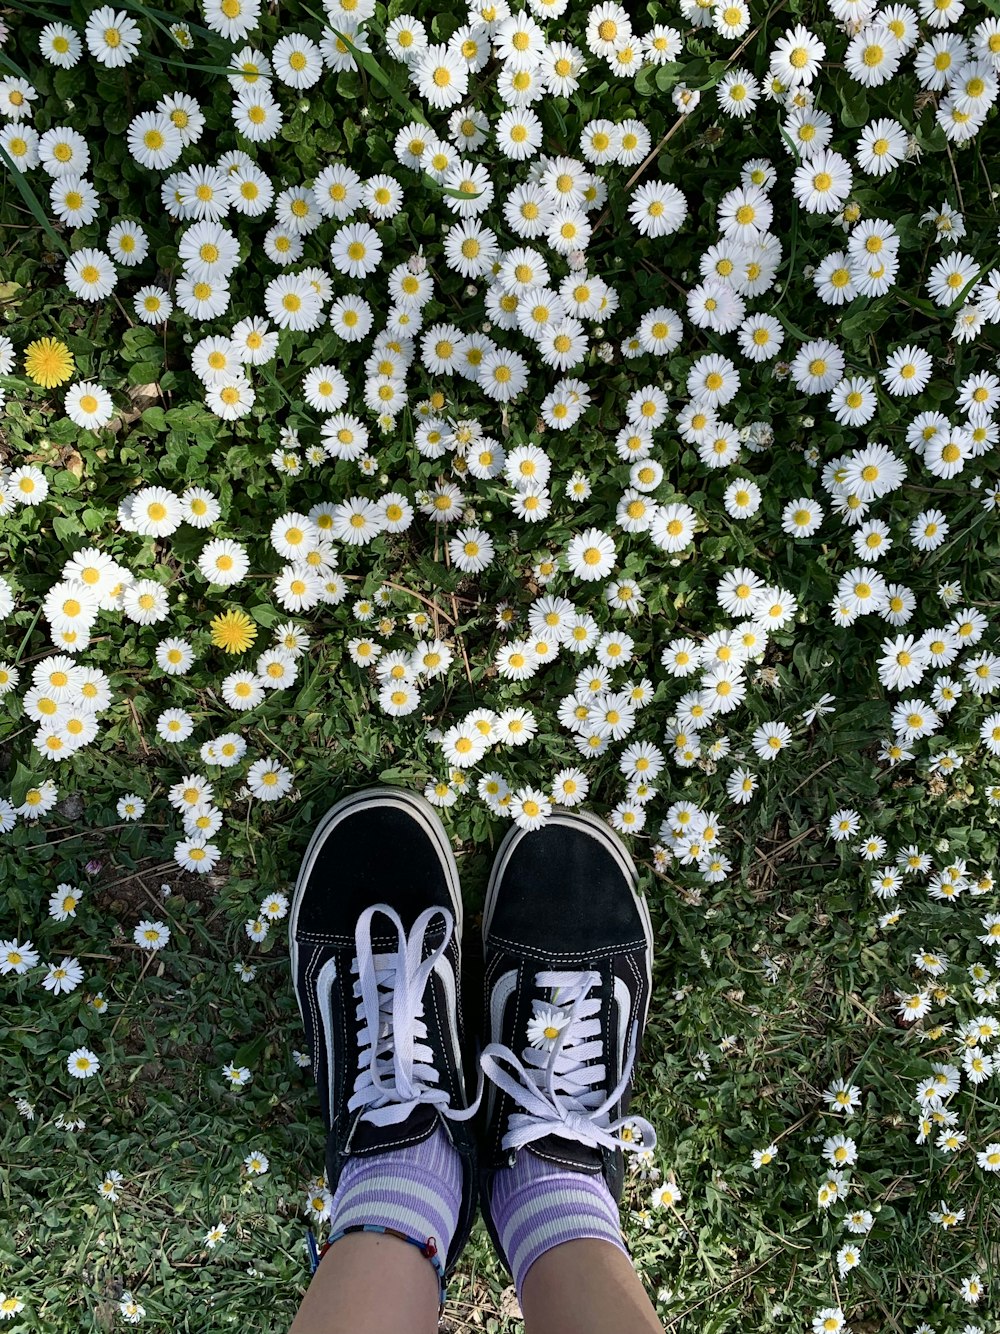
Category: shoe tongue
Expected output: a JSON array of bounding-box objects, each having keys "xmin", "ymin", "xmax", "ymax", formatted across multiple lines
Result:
[
  {"xmin": 349, "ymin": 1101, "xmax": 439, "ymax": 1155},
  {"xmin": 526, "ymin": 1133, "xmax": 603, "ymax": 1173}
]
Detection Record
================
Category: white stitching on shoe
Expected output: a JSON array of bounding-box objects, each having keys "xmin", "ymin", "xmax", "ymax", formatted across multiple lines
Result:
[
  {"xmin": 487, "ymin": 934, "xmax": 648, "ymax": 961},
  {"xmin": 485, "ymin": 967, "xmax": 518, "ymax": 1160},
  {"xmin": 317, "ymin": 956, "xmax": 339, "ymax": 1127},
  {"xmin": 352, "ymin": 1124, "xmax": 438, "ymax": 1151},
  {"xmin": 625, "ymin": 949, "xmax": 644, "ymax": 1035},
  {"xmin": 529, "ymin": 1144, "xmax": 600, "ymax": 1170},
  {"xmin": 297, "ymin": 931, "xmax": 400, "ymax": 947},
  {"xmin": 429, "ymin": 959, "xmax": 457, "ymax": 1107},
  {"xmin": 491, "ymin": 960, "xmax": 527, "ymax": 1162},
  {"xmin": 305, "ymin": 944, "xmax": 344, "ymax": 1134}
]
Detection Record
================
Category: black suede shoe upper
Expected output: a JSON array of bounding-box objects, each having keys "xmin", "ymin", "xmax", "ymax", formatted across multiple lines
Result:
[
  {"xmin": 483, "ymin": 819, "xmax": 651, "ymax": 955},
  {"xmin": 292, "ymin": 801, "xmax": 462, "ymax": 943}
]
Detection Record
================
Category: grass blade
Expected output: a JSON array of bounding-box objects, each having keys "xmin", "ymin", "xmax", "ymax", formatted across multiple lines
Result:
[{"xmin": 0, "ymin": 148, "xmax": 70, "ymax": 257}]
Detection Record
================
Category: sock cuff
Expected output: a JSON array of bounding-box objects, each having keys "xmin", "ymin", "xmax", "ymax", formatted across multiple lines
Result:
[
  {"xmin": 488, "ymin": 1153, "xmax": 629, "ymax": 1305},
  {"xmin": 327, "ymin": 1124, "xmax": 465, "ymax": 1269},
  {"xmin": 492, "ymin": 1165, "xmax": 616, "ymax": 1219},
  {"xmin": 334, "ymin": 1159, "xmax": 457, "ymax": 1214}
]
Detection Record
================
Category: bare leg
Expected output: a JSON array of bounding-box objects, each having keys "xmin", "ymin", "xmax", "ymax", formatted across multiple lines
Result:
[
  {"xmin": 520, "ymin": 1238, "xmax": 664, "ymax": 1334},
  {"xmin": 288, "ymin": 1232, "xmax": 439, "ymax": 1334}
]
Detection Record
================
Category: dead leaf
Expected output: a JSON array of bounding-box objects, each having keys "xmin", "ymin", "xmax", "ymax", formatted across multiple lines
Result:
[{"xmin": 112, "ymin": 382, "xmax": 164, "ymax": 432}]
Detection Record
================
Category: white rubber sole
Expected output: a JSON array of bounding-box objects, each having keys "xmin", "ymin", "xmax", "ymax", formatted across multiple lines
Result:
[
  {"xmin": 482, "ymin": 806, "xmax": 654, "ymax": 1021},
  {"xmin": 288, "ymin": 785, "xmax": 464, "ymax": 993}
]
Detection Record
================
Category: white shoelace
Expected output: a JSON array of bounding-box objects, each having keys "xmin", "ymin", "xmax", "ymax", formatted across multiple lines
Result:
[
  {"xmin": 348, "ymin": 903, "xmax": 482, "ymax": 1128},
  {"xmin": 478, "ymin": 969, "xmax": 657, "ymax": 1156}
]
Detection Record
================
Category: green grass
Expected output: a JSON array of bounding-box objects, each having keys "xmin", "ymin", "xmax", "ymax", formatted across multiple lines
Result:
[{"xmin": 2, "ymin": 0, "xmax": 1000, "ymax": 1328}]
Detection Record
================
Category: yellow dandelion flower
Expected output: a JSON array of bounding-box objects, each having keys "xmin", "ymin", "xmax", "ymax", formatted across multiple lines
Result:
[
  {"xmin": 24, "ymin": 338, "xmax": 75, "ymax": 388},
  {"xmin": 210, "ymin": 609, "xmax": 258, "ymax": 654}
]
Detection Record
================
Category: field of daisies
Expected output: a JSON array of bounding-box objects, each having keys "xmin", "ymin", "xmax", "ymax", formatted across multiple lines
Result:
[{"xmin": 1, "ymin": 0, "xmax": 999, "ymax": 1327}]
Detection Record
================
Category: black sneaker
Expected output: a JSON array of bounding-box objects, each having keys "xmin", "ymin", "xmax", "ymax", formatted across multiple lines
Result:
[
  {"xmin": 288, "ymin": 786, "xmax": 481, "ymax": 1279},
  {"xmin": 476, "ymin": 808, "xmax": 657, "ymax": 1277}
]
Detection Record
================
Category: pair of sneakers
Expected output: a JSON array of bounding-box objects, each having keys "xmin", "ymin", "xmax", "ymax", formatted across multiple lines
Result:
[{"xmin": 288, "ymin": 785, "xmax": 657, "ymax": 1296}]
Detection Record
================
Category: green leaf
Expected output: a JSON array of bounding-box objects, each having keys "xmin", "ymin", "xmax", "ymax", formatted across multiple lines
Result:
[
  {"xmin": 249, "ymin": 602, "xmax": 280, "ymax": 627},
  {"xmin": 52, "ymin": 514, "xmax": 85, "ymax": 542},
  {"xmin": 785, "ymin": 910, "xmax": 811, "ymax": 935},
  {"xmin": 9, "ymin": 760, "xmax": 41, "ymax": 807},
  {"xmin": 634, "ymin": 64, "xmax": 658, "ymax": 96},
  {"xmin": 128, "ymin": 361, "xmax": 163, "ymax": 385},
  {"xmin": 836, "ymin": 79, "xmax": 869, "ymax": 128},
  {"xmin": 141, "ymin": 407, "xmax": 169, "ymax": 432},
  {"xmin": 121, "ymin": 327, "xmax": 160, "ymax": 361},
  {"xmin": 232, "ymin": 1032, "xmax": 267, "ymax": 1067},
  {"xmin": 840, "ymin": 302, "xmax": 892, "ymax": 341}
]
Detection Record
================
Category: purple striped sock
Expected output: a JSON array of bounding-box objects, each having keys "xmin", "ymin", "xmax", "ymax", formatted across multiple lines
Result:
[
  {"xmin": 327, "ymin": 1123, "xmax": 463, "ymax": 1261},
  {"xmin": 489, "ymin": 1146, "xmax": 629, "ymax": 1304}
]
